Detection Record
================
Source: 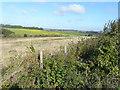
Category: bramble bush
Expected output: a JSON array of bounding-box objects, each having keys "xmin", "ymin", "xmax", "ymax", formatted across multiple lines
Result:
[{"xmin": 1, "ymin": 20, "xmax": 119, "ymax": 88}]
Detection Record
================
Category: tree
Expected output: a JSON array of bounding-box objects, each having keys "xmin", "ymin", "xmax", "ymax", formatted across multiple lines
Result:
[
  {"xmin": 39, "ymin": 27, "xmax": 43, "ymax": 30},
  {"xmin": 2, "ymin": 28, "xmax": 15, "ymax": 37}
]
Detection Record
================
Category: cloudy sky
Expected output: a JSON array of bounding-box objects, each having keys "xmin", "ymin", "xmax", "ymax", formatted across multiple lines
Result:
[{"xmin": 2, "ymin": 2, "xmax": 118, "ymax": 31}]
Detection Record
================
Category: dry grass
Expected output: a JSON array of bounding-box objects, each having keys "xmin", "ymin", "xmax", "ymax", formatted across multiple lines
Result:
[
  {"xmin": 1, "ymin": 36, "xmax": 91, "ymax": 68},
  {"xmin": 1, "ymin": 36, "xmax": 94, "ymax": 86}
]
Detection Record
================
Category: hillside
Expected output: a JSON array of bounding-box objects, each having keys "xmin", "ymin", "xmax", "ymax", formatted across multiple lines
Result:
[{"xmin": 2, "ymin": 28, "xmax": 88, "ymax": 37}]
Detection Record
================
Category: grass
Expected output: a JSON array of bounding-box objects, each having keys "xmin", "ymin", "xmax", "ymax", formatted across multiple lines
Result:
[
  {"xmin": 50, "ymin": 37, "xmax": 71, "ymax": 41},
  {"xmin": 5, "ymin": 28, "xmax": 86, "ymax": 37},
  {"xmin": 58, "ymin": 31, "xmax": 87, "ymax": 36}
]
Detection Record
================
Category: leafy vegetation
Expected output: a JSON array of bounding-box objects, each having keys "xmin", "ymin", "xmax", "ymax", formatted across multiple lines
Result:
[
  {"xmin": 2, "ymin": 28, "xmax": 15, "ymax": 37},
  {"xmin": 88, "ymin": 33, "xmax": 93, "ymax": 36},
  {"xmin": 24, "ymin": 34, "xmax": 28, "ymax": 37},
  {"xmin": 1, "ymin": 20, "xmax": 119, "ymax": 88},
  {"xmin": 86, "ymin": 31, "xmax": 102, "ymax": 35}
]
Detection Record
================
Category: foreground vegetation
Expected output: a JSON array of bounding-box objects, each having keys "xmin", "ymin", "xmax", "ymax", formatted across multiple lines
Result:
[{"xmin": 1, "ymin": 20, "xmax": 119, "ymax": 88}]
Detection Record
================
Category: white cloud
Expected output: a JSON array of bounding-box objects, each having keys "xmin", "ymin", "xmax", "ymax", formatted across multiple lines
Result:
[{"xmin": 54, "ymin": 4, "xmax": 85, "ymax": 15}]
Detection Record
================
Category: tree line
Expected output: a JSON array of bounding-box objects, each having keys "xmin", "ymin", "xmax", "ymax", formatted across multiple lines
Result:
[{"xmin": 1, "ymin": 24, "xmax": 44, "ymax": 30}]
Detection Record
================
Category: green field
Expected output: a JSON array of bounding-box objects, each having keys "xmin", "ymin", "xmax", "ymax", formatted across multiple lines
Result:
[
  {"xmin": 5, "ymin": 28, "xmax": 87, "ymax": 37},
  {"xmin": 58, "ymin": 31, "xmax": 87, "ymax": 36}
]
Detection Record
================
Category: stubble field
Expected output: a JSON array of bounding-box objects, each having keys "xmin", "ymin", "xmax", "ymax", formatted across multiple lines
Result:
[{"xmin": 1, "ymin": 36, "xmax": 90, "ymax": 68}]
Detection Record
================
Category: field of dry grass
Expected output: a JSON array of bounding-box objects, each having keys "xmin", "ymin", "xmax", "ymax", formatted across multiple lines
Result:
[{"xmin": 1, "ymin": 36, "xmax": 91, "ymax": 68}]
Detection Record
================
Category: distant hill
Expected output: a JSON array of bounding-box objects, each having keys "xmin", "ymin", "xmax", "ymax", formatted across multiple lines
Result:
[
  {"xmin": 1, "ymin": 24, "xmax": 103, "ymax": 37},
  {"xmin": 2, "ymin": 28, "xmax": 88, "ymax": 38}
]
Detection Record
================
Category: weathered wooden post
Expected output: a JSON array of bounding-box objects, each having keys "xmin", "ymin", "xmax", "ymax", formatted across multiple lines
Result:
[
  {"xmin": 38, "ymin": 50, "xmax": 43, "ymax": 68},
  {"xmin": 40, "ymin": 50, "xmax": 43, "ymax": 68},
  {"xmin": 64, "ymin": 45, "xmax": 67, "ymax": 54}
]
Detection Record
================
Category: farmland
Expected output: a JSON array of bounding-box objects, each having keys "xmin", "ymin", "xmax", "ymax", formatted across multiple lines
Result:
[
  {"xmin": 1, "ymin": 36, "xmax": 89, "ymax": 67},
  {"xmin": 55, "ymin": 31, "xmax": 87, "ymax": 36},
  {"xmin": 1, "ymin": 27, "xmax": 90, "ymax": 69},
  {"xmin": 4, "ymin": 28, "xmax": 87, "ymax": 37}
]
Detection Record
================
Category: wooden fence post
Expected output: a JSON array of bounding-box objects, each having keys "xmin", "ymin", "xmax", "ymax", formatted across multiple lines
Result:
[
  {"xmin": 64, "ymin": 45, "xmax": 67, "ymax": 54},
  {"xmin": 40, "ymin": 50, "xmax": 43, "ymax": 68},
  {"xmin": 38, "ymin": 50, "xmax": 43, "ymax": 69}
]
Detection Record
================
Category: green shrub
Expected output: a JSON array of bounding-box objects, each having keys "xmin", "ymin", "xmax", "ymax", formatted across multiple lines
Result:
[
  {"xmin": 24, "ymin": 34, "xmax": 27, "ymax": 37},
  {"xmin": 88, "ymin": 33, "xmax": 93, "ymax": 36},
  {"xmin": 2, "ymin": 28, "xmax": 15, "ymax": 37}
]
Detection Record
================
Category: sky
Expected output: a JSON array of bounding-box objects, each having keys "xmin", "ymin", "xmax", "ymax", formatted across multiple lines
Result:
[{"xmin": 1, "ymin": 2, "xmax": 118, "ymax": 31}]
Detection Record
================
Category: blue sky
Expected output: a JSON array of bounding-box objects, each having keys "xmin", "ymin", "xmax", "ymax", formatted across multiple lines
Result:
[{"xmin": 2, "ymin": 2, "xmax": 118, "ymax": 31}]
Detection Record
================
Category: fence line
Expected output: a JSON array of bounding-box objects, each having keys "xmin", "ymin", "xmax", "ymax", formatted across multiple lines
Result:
[
  {"xmin": 1, "ymin": 45, "xmax": 67, "ymax": 85},
  {"xmin": 37, "ymin": 45, "xmax": 67, "ymax": 69}
]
